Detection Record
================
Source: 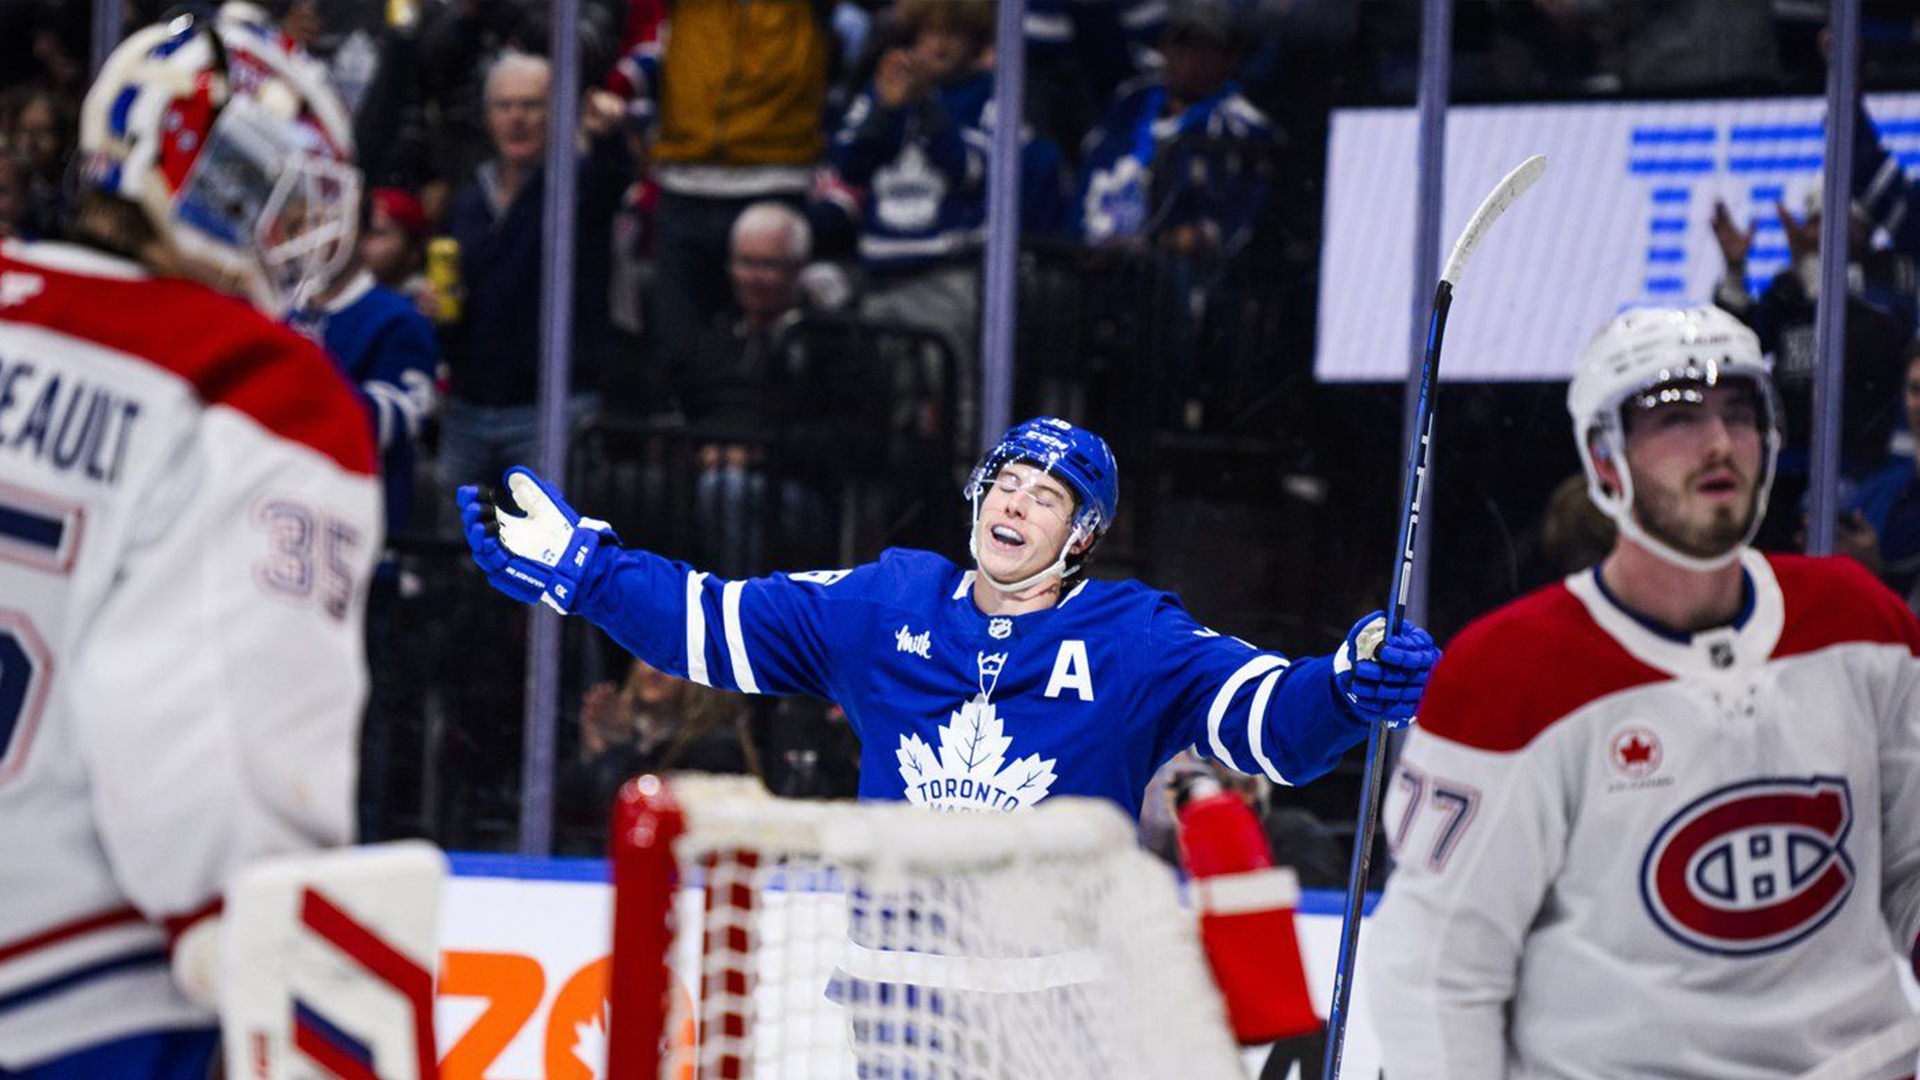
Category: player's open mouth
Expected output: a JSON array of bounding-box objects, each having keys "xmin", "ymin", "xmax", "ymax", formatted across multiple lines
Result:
[
  {"xmin": 1695, "ymin": 475, "xmax": 1739, "ymax": 496},
  {"xmin": 989, "ymin": 524, "xmax": 1027, "ymax": 549}
]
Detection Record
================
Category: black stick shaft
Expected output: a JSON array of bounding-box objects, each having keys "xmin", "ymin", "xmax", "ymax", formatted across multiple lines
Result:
[{"xmin": 1322, "ymin": 279, "xmax": 1454, "ymax": 1079}]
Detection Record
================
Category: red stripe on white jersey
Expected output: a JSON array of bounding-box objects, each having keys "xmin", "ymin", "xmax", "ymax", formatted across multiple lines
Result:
[
  {"xmin": 0, "ymin": 906, "xmax": 143, "ymax": 966},
  {"xmin": 0, "ymin": 241, "xmax": 374, "ymax": 476}
]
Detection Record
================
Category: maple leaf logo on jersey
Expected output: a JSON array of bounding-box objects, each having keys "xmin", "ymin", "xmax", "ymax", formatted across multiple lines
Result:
[{"xmin": 896, "ymin": 695, "xmax": 1058, "ymax": 811}]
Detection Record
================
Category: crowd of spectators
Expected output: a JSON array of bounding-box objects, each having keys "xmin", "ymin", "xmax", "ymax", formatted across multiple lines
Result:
[{"xmin": 7, "ymin": 0, "xmax": 1920, "ymax": 860}]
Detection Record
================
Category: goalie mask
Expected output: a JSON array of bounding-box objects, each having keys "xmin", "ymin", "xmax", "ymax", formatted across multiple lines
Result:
[
  {"xmin": 1567, "ymin": 305, "xmax": 1779, "ymax": 572},
  {"xmin": 78, "ymin": 7, "xmax": 359, "ymax": 316},
  {"xmin": 965, "ymin": 417, "xmax": 1120, "ymax": 593}
]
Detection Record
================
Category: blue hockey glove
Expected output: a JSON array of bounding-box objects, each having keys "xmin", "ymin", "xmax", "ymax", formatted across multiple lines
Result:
[
  {"xmin": 455, "ymin": 467, "xmax": 616, "ymax": 613},
  {"xmin": 1332, "ymin": 611, "xmax": 1439, "ymax": 728}
]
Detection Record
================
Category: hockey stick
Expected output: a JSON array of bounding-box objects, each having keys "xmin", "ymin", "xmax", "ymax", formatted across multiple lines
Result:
[{"xmin": 1321, "ymin": 154, "xmax": 1547, "ymax": 1080}]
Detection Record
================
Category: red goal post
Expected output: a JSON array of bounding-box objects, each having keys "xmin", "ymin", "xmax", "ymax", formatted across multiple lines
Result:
[{"xmin": 607, "ymin": 773, "xmax": 1246, "ymax": 1079}]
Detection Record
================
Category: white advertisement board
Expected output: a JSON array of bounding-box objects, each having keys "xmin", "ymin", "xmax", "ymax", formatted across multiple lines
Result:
[
  {"xmin": 1314, "ymin": 92, "xmax": 1920, "ymax": 382},
  {"xmin": 429, "ymin": 855, "xmax": 1380, "ymax": 1080}
]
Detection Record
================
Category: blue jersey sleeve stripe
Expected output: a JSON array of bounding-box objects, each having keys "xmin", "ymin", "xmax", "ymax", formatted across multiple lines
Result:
[
  {"xmin": 722, "ymin": 580, "xmax": 760, "ymax": 693},
  {"xmin": 1246, "ymin": 664, "xmax": 1293, "ymax": 785},
  {"xmin": 685, "ymin": 571, "xmax": 711, "ymax": 685},
  {"xmin": 1207, "ymin": 654, "xmax": 1285, "ymax": 771}
]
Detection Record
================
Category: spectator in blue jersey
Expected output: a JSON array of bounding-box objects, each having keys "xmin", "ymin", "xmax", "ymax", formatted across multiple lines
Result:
[
  {"xmin": 1075, "ymin": 0, "xmax": 1275, "ymax": 258},
  {"xmin": 298, "ymin": 268, "xmax": 439, "ymax": 550},
  {"xmin": 359, "ymin": 187, "xmax": 436, "ymax": 319},
  {"xmin": 454, "ymin": 416, "xmax": 1438, "ymax": 824},
  {"xmin": 828, "ymin": 0, "xmax": 1071, "ymax": 445},
  {"xmin": 1835, "ymin": 344, "xmax": 1920, "ymax": 610},
  {"xmin": 292, "ymin": 194, "xmax": 442, "ymax": 841},
  {"xmin": 434, "ymin": 52, "xmax": 630, "ymax": 493}
]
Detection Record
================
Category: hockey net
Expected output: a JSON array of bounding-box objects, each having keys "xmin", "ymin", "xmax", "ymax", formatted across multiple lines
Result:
[{"xmin": 608, "ymin": 773, "xmax": 1247, "ymax": 1080}]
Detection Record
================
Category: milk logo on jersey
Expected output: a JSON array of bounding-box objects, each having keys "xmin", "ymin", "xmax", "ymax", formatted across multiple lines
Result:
[
  {"xmin": 895, "ymin": 696, "xmax": 1058, "ymax": 811},
  {"xmin": 895, "ymin": 624, "xmax": 932, "ymax": 659},
  {"xmin": 1639, "ymin": 776, "xmax": 1854, "ymax": 956}
]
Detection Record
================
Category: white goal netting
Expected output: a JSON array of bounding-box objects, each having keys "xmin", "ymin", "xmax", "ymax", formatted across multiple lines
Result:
[{"xmin": 611, "ymin": 774, "xmax": 1246, "ymax": 1080}]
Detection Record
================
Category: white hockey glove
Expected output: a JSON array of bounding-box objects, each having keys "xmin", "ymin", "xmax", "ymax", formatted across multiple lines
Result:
[
  {"xmin": 1332, "ymin": 611, "xmax": 1439, "ymax": 728},
  {"xmin": 456, "ymin": 467, "xmax": 617, "ymax": 613}
]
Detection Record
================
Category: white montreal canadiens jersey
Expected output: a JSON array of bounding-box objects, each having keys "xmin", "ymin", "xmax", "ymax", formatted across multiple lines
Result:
[
  {"xmin": 0, "ymin": 241, "xmax": 379, "ymax": 1067},
  {"xmin": 1366, "ymin": 549, "xmax": 1920, "ymax": 1080},
  {"xmin": 574, "ymin": 546, "xmax": 1365, "ymax": 817}
]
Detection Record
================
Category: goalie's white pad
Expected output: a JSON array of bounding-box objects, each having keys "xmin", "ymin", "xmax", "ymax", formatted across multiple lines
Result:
[{"xmin": 220, "ymin": 841, "xmax": 447, "ymax": 1080}]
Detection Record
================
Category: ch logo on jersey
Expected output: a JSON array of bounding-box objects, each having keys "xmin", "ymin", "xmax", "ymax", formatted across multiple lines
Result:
[
  {"xmin": 895, "ymin": 696, "xmax": 1058, "ymax": 812},
  {"xmin": 1639, "ymin": 776, "xmax": 1854, "ymax": 956}
]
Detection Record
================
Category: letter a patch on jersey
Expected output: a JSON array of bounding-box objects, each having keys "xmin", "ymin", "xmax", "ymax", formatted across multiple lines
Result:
[{"xmin": 1043, "ymin": 640, "xmax": 1095, "ymax": 701}]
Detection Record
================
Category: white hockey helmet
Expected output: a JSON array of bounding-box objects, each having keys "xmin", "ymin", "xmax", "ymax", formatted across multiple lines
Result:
[
  {"xmin": 1566, "ymin": 304, "xmax": 1779, "ymax": 571},
  {"xmin": 77, "ymin": 6, "xmax": 359, "ymax": 315}
]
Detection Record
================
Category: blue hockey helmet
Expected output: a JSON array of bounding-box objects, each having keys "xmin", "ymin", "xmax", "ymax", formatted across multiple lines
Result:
[{"xmin": 965, "ymin": 417, "xmax": 1120, "ymax": 541}]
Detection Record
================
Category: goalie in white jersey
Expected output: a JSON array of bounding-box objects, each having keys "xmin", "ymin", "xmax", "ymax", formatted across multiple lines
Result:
[
  {"xmin": 1366, "ymin": 305, "xmax": 1920, "ymax": 1079},
  {"xmin": 0, "ymin": 10, "xmax": 378, "ymax": 1079}
]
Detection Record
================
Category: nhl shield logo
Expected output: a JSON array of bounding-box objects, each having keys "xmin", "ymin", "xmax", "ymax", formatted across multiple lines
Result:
[
  {"xmin": 988, "ymin": 617, "xmax": 1013, "ymax": 640},
  {"xmin": 1639, "ymin": 776, "xmax": 1854, "ymax": 956}
]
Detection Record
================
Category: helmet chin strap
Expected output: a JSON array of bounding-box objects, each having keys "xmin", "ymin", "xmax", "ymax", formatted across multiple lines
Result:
[{"xmin": 969, "ymin": 499, "xmax": 1088, "ymax": 595}]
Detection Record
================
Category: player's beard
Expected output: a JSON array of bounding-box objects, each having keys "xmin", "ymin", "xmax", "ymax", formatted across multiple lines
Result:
[{"xmin": 1631, "ymin": 467, "xmax": 1757, "ymax": 561}]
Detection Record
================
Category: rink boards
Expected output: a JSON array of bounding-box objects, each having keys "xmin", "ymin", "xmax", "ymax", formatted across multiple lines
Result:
[{"xmin": 429, "ymin": 853, "xmax": 1382, "ymax": 1079}]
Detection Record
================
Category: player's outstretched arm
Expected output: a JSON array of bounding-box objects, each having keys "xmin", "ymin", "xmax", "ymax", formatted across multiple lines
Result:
[
  {"xmin": 1151, "ymin": 604, "xmax": 1438, "ymax": 788},
  {"xmin": 455, "ymin": 467, "xmax": 858, "ymax": 701}
]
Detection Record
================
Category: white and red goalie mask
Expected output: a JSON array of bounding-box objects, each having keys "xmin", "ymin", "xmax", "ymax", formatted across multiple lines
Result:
[{"xmin": 78, "ymin": 7, "xmax": 360, "ymax": 316}]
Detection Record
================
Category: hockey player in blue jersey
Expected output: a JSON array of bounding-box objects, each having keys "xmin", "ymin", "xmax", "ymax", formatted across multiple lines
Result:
[{"xmin": 455, "ymin": 417, "xmax": 1437, "ymax": 817}]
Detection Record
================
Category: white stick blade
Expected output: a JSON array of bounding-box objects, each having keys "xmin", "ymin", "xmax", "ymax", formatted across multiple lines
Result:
[{"xmin": 1440, "ymin": 154, "xmax": 1547, "ymax": 288}]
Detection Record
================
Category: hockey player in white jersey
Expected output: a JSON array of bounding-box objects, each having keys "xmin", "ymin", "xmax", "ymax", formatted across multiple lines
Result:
[
  {"xmin": 0, "ymin": 11, "xmax": 378, "ymax": 1079},
  {"xmin": 1365, "ymin": 305, "xmax": 1920, "ymax": 1079},
  {"xmin": 457, "ymin": 417, "xmax": 1440, "ymax": 816}
]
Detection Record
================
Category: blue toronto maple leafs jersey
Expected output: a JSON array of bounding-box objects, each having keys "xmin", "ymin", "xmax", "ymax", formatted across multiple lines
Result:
[{"xmin": 574, "ymin": 546, "xmax": 1366, "ymax": 819}]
